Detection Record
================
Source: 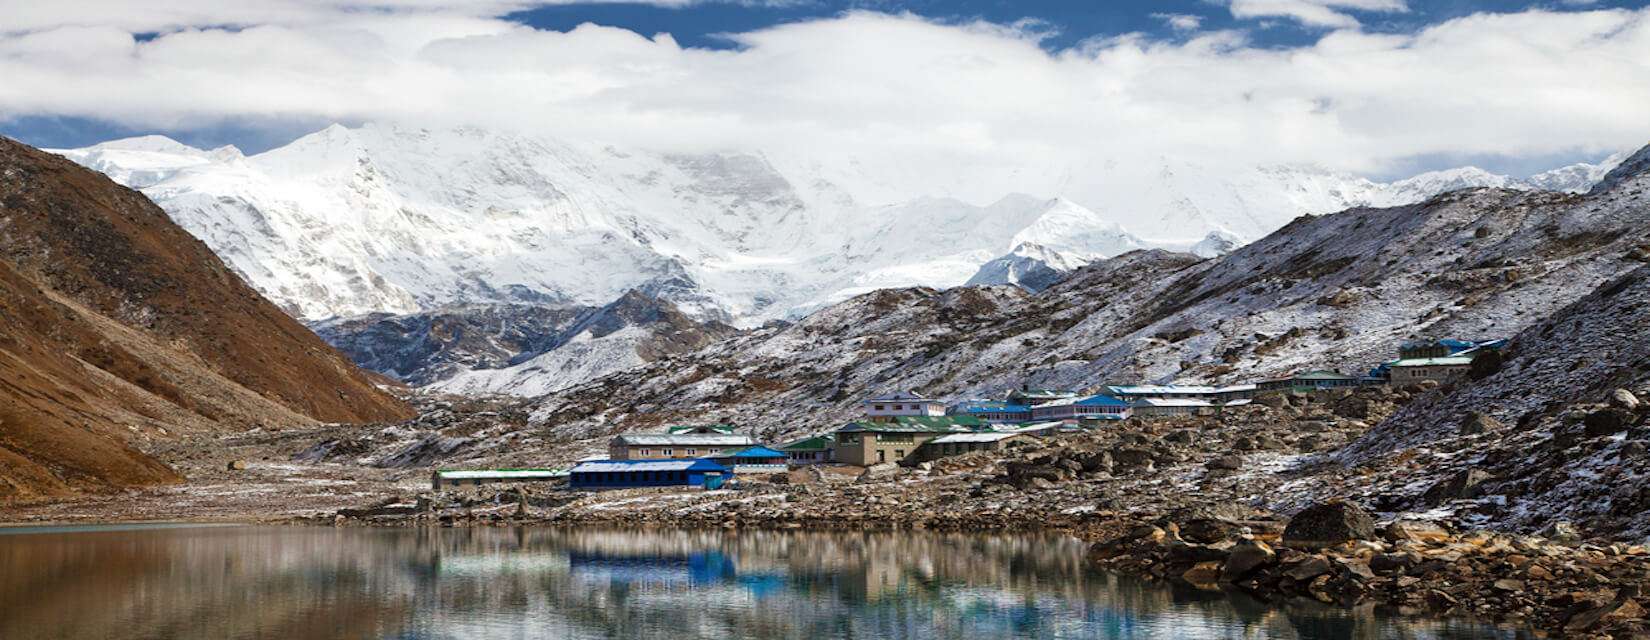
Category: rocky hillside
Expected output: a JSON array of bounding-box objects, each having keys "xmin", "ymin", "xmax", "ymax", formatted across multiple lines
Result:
[
  {"xmin": 0, "ymin": 137, "xmax": 412, "ymax": 502},
  {"xmin": 1327, "ymin": 263, "xmax": 1650, "ymax": 539},
  {"xmin": 426, "ymin": 290, "xmax": 740, "ymax": 397},
  {"xmin": 312, "ymin": 303, "xmax": 594, "ymax": 386},
  {"xmin": 520, "ymin": 142, "xmax": 1650, "ymax": 444}
]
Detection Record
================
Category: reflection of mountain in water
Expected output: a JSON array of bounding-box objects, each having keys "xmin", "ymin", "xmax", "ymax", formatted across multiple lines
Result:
[{"xmin": 0, "ymin": 526, "xmax": 1527, "ymax": 639}]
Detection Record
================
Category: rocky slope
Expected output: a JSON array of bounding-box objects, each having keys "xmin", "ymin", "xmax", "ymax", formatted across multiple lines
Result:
[
  {"xmin": 0, "ymin": 137, "xmax": 412, "ymax": 502},
  {"xmin": 312, "ymin": 303, "xmax": 594, "ymax": 386},
  {"xmin": 427, "ymin": 290, "xmax": 739, "ymax": 397},
  {"xmin": 515, "ymin": 142, "xmax": 1650, "ymax": 446}
]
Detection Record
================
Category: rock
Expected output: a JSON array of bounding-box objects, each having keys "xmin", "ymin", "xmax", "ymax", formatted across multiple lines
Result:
[
  {"xmin": 1285, "ymin": 556, "xmax": 1334, "ymax": 581},
  {"xmin": 1078, "ymin": 451, "xmax": 1113, "ymax": 473},
  {"xmin": 855, "ymin": 463, "xmax": 899, "ymax": 484},
  {"xmin": 1493, "ymin": 579, "xmax": 1525, "ymax": 592},
  {"xmin": 1283, "ymin": 501, "xmax": 1376, "ymax": 548},
  {"xmin": 1255, "ymin": 394, "xmax": 1290, "ymax": 409},
  {"xmin": 1459, "ymin": 412, "xmax": 1502, "ymax": 435},
  {"xmin": 1111, "ymin": 448, "xmax": 1155, "ymax": 472},
  {"xmin": 1584, "ymin": 408, "xmax": 1635, "ymax": 437},
  {"xmin": 1540, "ymin": 521, "xmax": 1583, "ymax": 545},
  {"xmin": 1421, "ymin": 468, "xmax": 1492, "ymax": 506},
  {"xmin": 1382, "ymin": 519, "xmax": 1452, "ymax": 544},
  {"xmin": 1179, "ymin": 518, "xmax": 1241, "ymax": 544},
  {"xmin": 1221, "ymin": 539, "xmax": 1276, "ymax": 581},
  {"xmin": 1165, "ymin": 429, "xmax": 1196, "ymax": 444},
  {"xmin": 1611, "ymin": 388, "xmax": 1641, "ymax": 411},
  {"xmin": 226, "ymin": 460, "xmax": 249, "ymax": 471},
  {"xmin": 1182, "ymin": 561, "xmax": 1224, "ymax": 587},
  {"xmin": 1206, "ymin": 455, "xmax": 1244, "ymax": 471}
]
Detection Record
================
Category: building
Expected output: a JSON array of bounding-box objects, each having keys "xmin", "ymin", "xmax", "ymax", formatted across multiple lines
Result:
[
  {"xmin": 778, "ymin": 435, "xmax": 834, "ymax": 464},
  {"xmin": 608, "ymin": 433, "xmax": 756, "ymax": 460},
  {"xmin": 834, "ymin": 419, "xmax": 977, "ymax": 466},
  {"xmin": 430, "ymin": 469, "xmax": 566, "ymax": 491},
  {"xmin": 946, "ymin": 400, "xmax": 1032, "ymax": 423},
  {"xmin": 1389, "ymin": 356, "xmax": 1474, "ymax": 384},
  {"xmin": 667, "ymin": 424, "xmax": 736, "ymax": 435},
  {"xmin": 1257, "ymin": 370, "xmax": 1362, "ymax": 394},
  {"xmin": 1105, "ymin": 384, "xmax": 1256, "ymax": 403},
  {"xmin": 1398, "ymin": 338, "xmax": 1485, "ymax": 359},
  {"xmin": 1006, "ymin": 387, "xmax": 1079, "ymax": 406},
  {"xmin": 1129, "ymin": 397, "xmax": 1214, "ymax": 418},
  {"xmin": 707, "ymin": 446, "xmax": 791, "ymax": 473},
  {"xmin": 569, "ymin": 459, "xmax": 731, "ymax": 490},
  {"xmin": 1030, "ymin": 394, "xmax": 1131, "ymax": 422},
  {"xmin": 863, "ymin": 391, "xmax": 947, "ymax": 422},
  {"xmin": 918, "ymin": 431, "xmax": 1032, "ymax": 461}
]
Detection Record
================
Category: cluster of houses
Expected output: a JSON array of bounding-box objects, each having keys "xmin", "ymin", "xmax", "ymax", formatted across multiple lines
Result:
[{"xmin": 433, "ymin": 337, "xmax": 1504, "ymax": 492}]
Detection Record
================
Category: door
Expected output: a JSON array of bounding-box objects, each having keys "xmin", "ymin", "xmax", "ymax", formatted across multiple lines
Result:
[{"xmin": 877, "ymin": 449, "xmax": 886, "ymax": 463}]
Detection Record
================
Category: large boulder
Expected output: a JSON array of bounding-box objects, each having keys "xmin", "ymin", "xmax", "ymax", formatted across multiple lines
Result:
[
  {"xmin": 1421, "ymin": 468, "xmax": 1492, "ymax": 506},
  {"xmin": 1458, "ymin": 412, "xmax": 1503, "ymax": 435},
  {"xmin": 1282, "ymin": 501, "xmax": 1376, "ymax": 548},
  {"xmin": 1584, "ymin": 408, "xmax": 1636, "ymax": 437},
  {"xmin": 1610, "ymin": 388, "xmax": 1640, "ymax": 412},
  {"xmin": 855, "ymin": 463, "xmax": 899, "ymax": 484},
  {"xmin": 1221, "ymin": 539, "xmax": 1276, "ymax": 581}
]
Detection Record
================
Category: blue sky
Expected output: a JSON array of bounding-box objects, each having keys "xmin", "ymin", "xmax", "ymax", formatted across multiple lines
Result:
[{"xmin": 2, "ymin": 0, "xmax": 1647, "ymax": 181}]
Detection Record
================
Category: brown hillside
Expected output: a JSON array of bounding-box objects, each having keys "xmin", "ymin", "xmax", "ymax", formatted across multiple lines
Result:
[{"xmin": 0, "ymin": 137, "xmax": 413, "ymax": 502}]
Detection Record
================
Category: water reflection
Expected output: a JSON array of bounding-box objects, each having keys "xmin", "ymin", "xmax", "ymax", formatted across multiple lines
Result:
[{"xmin": 0, "ymin": 526, "xmax": 1528, "ymax": 639}]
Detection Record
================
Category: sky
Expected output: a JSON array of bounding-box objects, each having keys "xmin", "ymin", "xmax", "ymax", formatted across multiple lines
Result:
[{"xmin": 2, "ymin": 0, "xmax": 1649, "ymax": 183}]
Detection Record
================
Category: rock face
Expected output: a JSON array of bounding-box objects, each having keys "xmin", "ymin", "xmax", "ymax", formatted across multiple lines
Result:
[
  {"xmin": 1282, "ymin": 502, "xmax": 1376, "ymax": 547},
  {"xmin": 0, "ymin": 137, "xmax": 412, "ymax": 502}
]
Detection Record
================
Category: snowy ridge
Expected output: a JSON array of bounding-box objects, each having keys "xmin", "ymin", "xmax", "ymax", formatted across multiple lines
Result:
[{"xmin": 50, "ymin": 123, "xmax": 1626, "ymax": 330}]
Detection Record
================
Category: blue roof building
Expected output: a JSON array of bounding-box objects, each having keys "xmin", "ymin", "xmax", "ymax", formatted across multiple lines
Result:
[
  {"xmin": 569, "ymin": 459, "xmax": 731, "ymax": 490},
  {"xmin": 947, "ymin": 400, "xmax": 1033, "ymax": 423}
]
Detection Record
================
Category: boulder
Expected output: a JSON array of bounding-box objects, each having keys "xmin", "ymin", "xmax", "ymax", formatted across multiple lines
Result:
[
  {"xmin": 1611, "ymin": 388, "xmax": 1641, "ymax": 412},
  {"xmin": 1179, "ymin": 518, "xmax": 1241, "ymax": 544},
  {"xmin": 1255, "ymin": 394, "xmax": 1291, "ymax": 409},
  {"xmin": 1584, "ymin": 408, "xmax": 1635, "ymax": 437},
  {"xmin": 1458, "ymin": 412, "xmax": 1503, "ymax": 435},
  {"xmin": 1382, "ymin": 519, "xmax": 1452, "ymax": 544},
  {"xmin": 1540, "ymin": 521, "xmax": 1583, "ymax": 545},
  {"xmin": 1421, "ymin": 468, "xmax": 1492, "ymax": 505},
  {"xmin": 1282, "ymin": 501, "xmax": 1376, "ymax": 548},
  {"xmin": 855, "ymin": 463, "xmax": 899, "ymax": 484},
  {"xmin": 226, "ymin": 460, "xmax": 249, "ymax": 471},
  {"xmin": 1206, "ymin": 455, "xmax": 1244, "ymax": 471},
  {"xmin": 1221, "ymin": 539, "xmax": 1276, "ymax": 581},
  {"xmin": 1111, "ymin": 448, "xmax": 1155, "ymax": 472}
]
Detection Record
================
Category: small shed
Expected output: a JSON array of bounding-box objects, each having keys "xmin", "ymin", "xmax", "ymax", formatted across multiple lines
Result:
[
  {"xmin": 431, "ymin": 469, "xmax": 567, "ymax": 492},
  {"xmin": 568, "ymin": 459, "xmax": 731, "ymax": 490}
]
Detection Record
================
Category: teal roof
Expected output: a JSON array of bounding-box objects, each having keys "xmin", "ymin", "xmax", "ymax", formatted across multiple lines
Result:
[
  {"xmin": 838, "ymin": 419, "xmax": 974, "ymax": 434},
  {"xmin": 779, "ymin": 436, "xmax": 833, "ymax": 451},
  {"xmin": 1291, "ymin": 370, "xmax": 1357, "ymax": 380},
  {"xmin": 1392, "ymin": 357, "xmax": 1473, "ymax": 367}
]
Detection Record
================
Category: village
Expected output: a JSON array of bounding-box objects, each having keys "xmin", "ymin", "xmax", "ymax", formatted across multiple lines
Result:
[{"xmin": 432, "ymin": 337, "xmax": 1506, "ymax": 493}]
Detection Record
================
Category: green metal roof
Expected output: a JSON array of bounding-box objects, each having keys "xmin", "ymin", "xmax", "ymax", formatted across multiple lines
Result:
[
  {"xmin": 779, "ymin": 435, "xmax": 833, "ymax": 451},
  {"xmin": 1291, "ymin": 370, "xmax": 1358, "ymax": 380},
  {"xmin": 838, "ymin": 416, "xmax": 983, "ymax": 433}
]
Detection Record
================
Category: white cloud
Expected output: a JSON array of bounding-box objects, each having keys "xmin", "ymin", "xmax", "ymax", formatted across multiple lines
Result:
[
  {"xmin": 1152, "ymin": 13, "xmax": 1205, "ymax": 32},
  {"xmin": 1228, "ymin": 0, "xmax": 1408, "ymax": 29},
  {"xmin": 0, "ymin": 5, "xmax": 1647, "ymax": 206}
]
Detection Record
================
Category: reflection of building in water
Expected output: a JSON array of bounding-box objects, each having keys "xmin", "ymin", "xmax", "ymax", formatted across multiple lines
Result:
[{"xmin": 569, "ymin": 551, "xmax": 736, "ymax": 585}]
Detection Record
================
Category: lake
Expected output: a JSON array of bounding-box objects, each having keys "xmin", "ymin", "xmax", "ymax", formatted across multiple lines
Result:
[{"xmin": 0, "ymin": 524, "xmax": 1528, "ymax": 639}]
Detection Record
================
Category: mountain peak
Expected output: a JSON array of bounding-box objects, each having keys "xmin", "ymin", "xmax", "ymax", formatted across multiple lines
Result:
[
  {"xmin": 1589, "ymin": 142, "xmax": 1650, "ymax": 195},
  {"xmin": 88, "ymin": 134, "xmax": 204, "ymax": 156}
]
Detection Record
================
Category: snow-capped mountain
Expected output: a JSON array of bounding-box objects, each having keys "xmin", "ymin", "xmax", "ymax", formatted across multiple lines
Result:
[{"xmin": 49, "ymin": 123, "xmax": 1627, "ymax": 332}]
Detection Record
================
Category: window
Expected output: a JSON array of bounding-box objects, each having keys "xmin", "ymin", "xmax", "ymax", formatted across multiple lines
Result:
[
  {"xmin": 663, "ymin": 449, "xmax": 673, "ymax": 456},
  {"xmin": 687, "ymin": 449, "xmax": 697, "ymax": 455},
  {"xmin": 639, "ymin": 449, "xmax": 650, "ymax": 456},
  {"xmin": 874, "ymin": 404, "xmax": 885, "ymax": 411}
]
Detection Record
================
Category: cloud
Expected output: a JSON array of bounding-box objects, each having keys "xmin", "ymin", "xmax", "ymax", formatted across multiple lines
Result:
[
  {"xmin": 1152, "ymin": 13, "xmax": 1205, "ymax": 31},
  {"xmin": 0, "ymin": 4, "xmax": 1646, "ymax": 209},
  {"xmin": 1228, "ymin": 0, "xmax": 1408, "ymax": 29}
]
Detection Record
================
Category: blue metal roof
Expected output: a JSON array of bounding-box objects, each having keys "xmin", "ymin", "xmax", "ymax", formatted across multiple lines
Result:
[
  {"xmin": 713, "ymin": 446, "xmax": 788, "ymax": 459},
  {"xmin": 571, "ymin": 459, "xmax": 729, "ymax": 473},
  {"xmin": 1075, "ymin": 394, "xmax": 1130, "ymax": 406}
]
